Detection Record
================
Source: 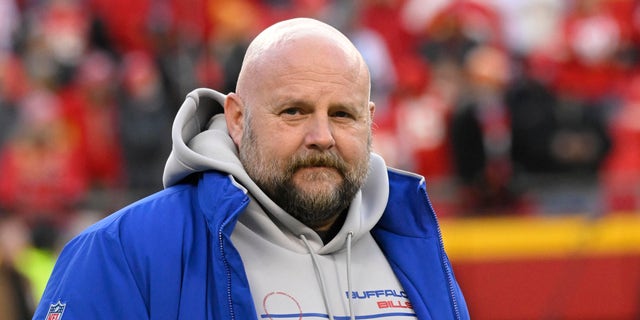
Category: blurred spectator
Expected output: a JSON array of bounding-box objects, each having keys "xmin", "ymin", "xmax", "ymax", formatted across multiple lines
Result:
[
  {"xmin": 535, "ymin": 0, "xmax": 629, "ymax": 101},
  {"xmin": 506, "ymin": 59, "xmax": 612, "ymax": 214},
  {"xmin": 17, "ymin": 221, "xmax": 57, "ymax": 303},
  {"xmin": 22, "ymin": 0, "xmax": 92, "ymax": 87},
  {"xmin": 59, "ymin": 50, "xmax": 124, "ymax": 194},
  {"xmin": 505, "ymin": 57, "xmax": 559, "ymax": 175},
  {"xmin": 416, "ymin": 0, "xmax": 503, "ymax": 67},
  {"xmin": 393, "ymin": 56, "xmax": 454, "ymax": 180},
  {"xmin": 391, "ymin": 55, "xmax": 462, "ymax": 216},
  {"xmin": 0, "ymin": 0, "xmax": 19, "ymax": 53},
  {"xmin": 601, "ymin": 74, "xmax": 640, "ymax": 212},
  {"xmin": 360, "ymin": 0, "xmax": 417, "ymax": 70},
  {"xmin": 400, "ymin": 0, "xmax": 451, "ymax": 37},
  {"xmin": 117, "ymin": 51, "xmax": 172, "ymax": 199},
  {"xmin": 202, "ymin": 0, "xmax": 257, "ymax": 93},
  {"xmin": 0, "ymin": 215, "xmax": 34, "ymax": 320},
  {"xmin": 0, "ymin": 89, "xmax": 88, "ymax": 230},
  {"xmin": 493, "ymin": 0, "xmax": 566, "ymax": 56},
  {"xmin": 450, "ymin": 44, "xmax": 521, "ymax": 214},
  {"xmin": 549, "ymin": 98, "xmax": 611, "ymax": 175},
  {"xmin": 88, "ymin": 0, "xmax": 157, "ymax": 53},
  {"xmin": 0, "ymin": 54, "xmax": 24, "ymax": 146},
  {"xmin": 346, "ymin": 2, "xmax": 397, "ymax": 115}
]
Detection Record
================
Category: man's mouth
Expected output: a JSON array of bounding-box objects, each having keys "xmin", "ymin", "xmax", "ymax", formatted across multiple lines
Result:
[{"xmin": 295, "ymin": 166, "xmax": 340, "ymax": 178}]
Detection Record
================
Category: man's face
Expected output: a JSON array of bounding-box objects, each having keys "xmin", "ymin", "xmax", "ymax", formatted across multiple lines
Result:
[{"xmin": 236, "ymin": 40, "xmax": 374, "ymax": 229}]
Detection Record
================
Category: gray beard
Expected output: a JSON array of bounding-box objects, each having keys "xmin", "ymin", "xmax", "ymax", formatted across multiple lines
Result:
[
  {"xmin": 259, "ymin": 166, "xmax": 361, "ymax": 229},
  {"xmin": 238, "ymin": 122, "xmax": 370, "ymax": 229}
]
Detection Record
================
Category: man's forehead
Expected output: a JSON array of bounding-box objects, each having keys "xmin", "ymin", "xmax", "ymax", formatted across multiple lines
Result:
[{"xmin": 268, "ymin": 90, "xmax": 366, "ymax": 108}]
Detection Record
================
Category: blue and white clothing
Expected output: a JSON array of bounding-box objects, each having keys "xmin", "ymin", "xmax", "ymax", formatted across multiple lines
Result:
[{"xmin": 33, "ymin": 89, "xmax": 469, "ymax": 320}]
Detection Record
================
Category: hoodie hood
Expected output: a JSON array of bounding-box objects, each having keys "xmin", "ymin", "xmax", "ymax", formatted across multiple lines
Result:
[
  {"xmin": 163, "ymin": 88, "xmax": 240, "ymax": 187},
  {"xmin": 163, "ymin": 88, "xmax": 390, "ymax": 252}
]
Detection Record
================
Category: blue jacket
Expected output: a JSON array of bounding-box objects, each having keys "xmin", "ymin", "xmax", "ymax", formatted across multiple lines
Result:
[{"xmin": 33, "ymin": 169, "xmax": 469, "ymax": 319}]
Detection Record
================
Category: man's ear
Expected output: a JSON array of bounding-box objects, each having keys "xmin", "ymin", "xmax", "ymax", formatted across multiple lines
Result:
[
  {"xmin": 368, "ymin": 101, "xmax": 376, "ymax": 124},
  {"xmin": 225, "ymin": 93, "xmax": 244, "ymax": 146}
]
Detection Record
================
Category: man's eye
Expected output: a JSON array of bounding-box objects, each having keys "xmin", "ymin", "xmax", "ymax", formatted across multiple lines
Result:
[
  {"xmin": 333, "ymin": 111, "xmax": 353, "ymax": 118},
  {"xmin": 281, "ymin": 108, "xmax": 300, "ymax": 116}
]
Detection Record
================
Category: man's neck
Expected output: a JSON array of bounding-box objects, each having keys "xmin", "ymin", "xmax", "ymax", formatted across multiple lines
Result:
[{"xmin": 313, "ymin": 210, "xmax": 348, "ymax": 244}]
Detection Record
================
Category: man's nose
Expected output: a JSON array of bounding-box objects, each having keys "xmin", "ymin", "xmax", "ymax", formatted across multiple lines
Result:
[{"xmin": 305, "ymin": 115, "xmax": 335, "ymax": 151}]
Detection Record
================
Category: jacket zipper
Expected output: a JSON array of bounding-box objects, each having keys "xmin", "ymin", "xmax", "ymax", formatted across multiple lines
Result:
[
  {"xmin": 218, "ymin": 196, "xmax": 251, "ymax": 320},
  {"xmin": 420, "ymin": 184, "xmax": 462, "ymax": 320},
  {"xmin": 219, "ymin": 218, "xmax": 236, "ymax": 320}
]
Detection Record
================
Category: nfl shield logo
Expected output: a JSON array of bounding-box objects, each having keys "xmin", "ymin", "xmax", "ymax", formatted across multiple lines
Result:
[{"xmin": 46, "ymin": 301, "xmax": 66, "ymax": 320}]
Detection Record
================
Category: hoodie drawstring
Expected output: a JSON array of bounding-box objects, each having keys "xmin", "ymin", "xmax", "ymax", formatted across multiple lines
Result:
[
  {"xmin": 346, "ymin": 232, "xmax": 355, "ymax": 320},
  {"xmin": 300, "ymin": 232, "xmax": 355, "ymax": 320},
  {"xmin": 300, "ymin": 234, "xmax": 335, "ymax": 320}
]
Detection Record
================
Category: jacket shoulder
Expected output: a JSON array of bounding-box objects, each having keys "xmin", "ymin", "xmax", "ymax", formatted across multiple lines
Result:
[
  {"xmin": 387, "ymin": 167, "xmax": 426, "ymax": 188},
  {"xmin": 379, "ymin": 167, "xmax": 436, "ymax": 237},
  {"xmin": 34, "ymin": 183, "xmax": 205, "ymax": 318},
  {"xmin": 84, "ymin": 183, "xmax": 196, "ymax": 236}
]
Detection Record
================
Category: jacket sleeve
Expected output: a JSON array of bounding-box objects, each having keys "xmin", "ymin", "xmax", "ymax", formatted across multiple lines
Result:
[{"xmin": 32, "ymin": 219, "xmax": 149, "ymax": 320}]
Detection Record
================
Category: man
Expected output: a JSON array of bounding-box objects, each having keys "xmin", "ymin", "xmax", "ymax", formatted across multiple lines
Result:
[{"xmin": 33, "ymin": 18, "xmax": 469, "ymax": 319}]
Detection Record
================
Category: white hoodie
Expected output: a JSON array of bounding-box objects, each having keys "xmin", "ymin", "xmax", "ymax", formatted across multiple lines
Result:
[{"xmin": 163, "ymin": 88, "xmax": 416, "ymax": 319}]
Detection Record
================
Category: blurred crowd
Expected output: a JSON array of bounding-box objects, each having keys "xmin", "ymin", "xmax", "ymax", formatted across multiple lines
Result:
[{"xmin": 2, "ymin": 0, "xmax": 640, "ymax": 316}]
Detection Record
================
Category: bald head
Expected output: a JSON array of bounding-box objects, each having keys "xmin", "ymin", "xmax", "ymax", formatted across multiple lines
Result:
[{"xmin": 236, "ymin": 18, "xmax": 371, "ymax": 104}]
